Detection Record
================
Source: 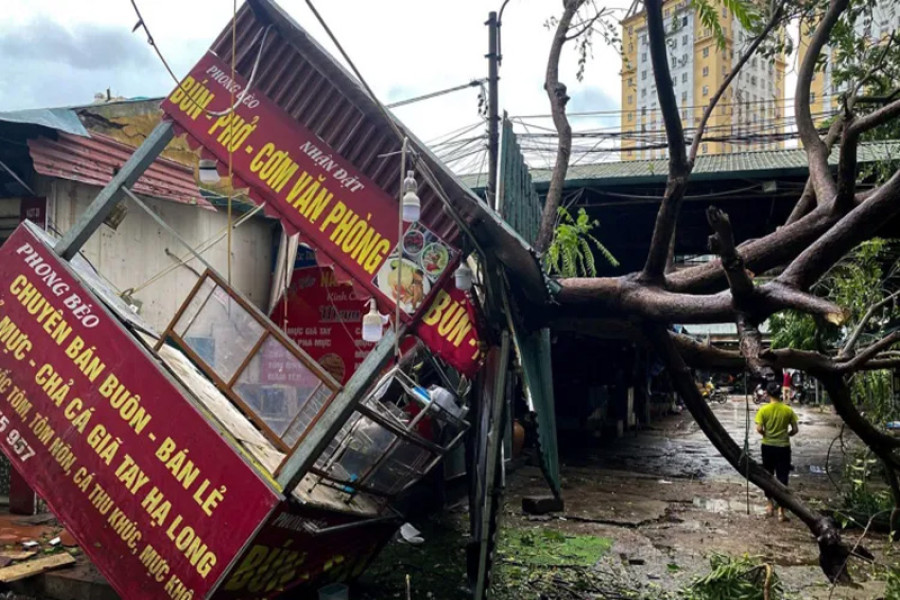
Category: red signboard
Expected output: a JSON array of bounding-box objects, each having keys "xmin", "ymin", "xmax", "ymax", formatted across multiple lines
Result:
[
  {"xmin": 161, "ymin": 53, "xmax": 455, "ymax": 321},
  {"xmin": 269, "ymin": 267, "xmax": 372, "ymax": 385},
  {"xmin": 0, "ymin": 226, "xmax": 278, "ymax": 600},
  {"xmin": 415, "ymin": 281, "xmax": 484, "ymax": 377},
  {"xmin": 215, "ymin": 502, "xmax": 397, "ymax": 598}
]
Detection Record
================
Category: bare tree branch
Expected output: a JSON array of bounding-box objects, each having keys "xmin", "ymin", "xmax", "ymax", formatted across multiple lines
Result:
[
  {"xmin": 840, "ymin": 331, "xmax": 900, "ymax": 371},
  {"xmin": 645, "ymin": 325, "xmax": 862, "ymax": 582},
  {"xmin": 779, "ymin": 170, "xmax": 900, "ymax": 291},
  {"xmin": 795, "ymin": 0, "xmax": 849, "ymax": 204},
  {"xmin": 668, "ymin": 204, "xmax": 841, "ymax": 294},
  {"xmin": 535, "ymin": 0, "xmax": 584, "ymax": 253},
  {"xmin": 688, "ymin": 2, "xmax": 786, "ymax": 163},
  {"xmin": 840, "ymin": 288, "xmax": 900, "ymax": 356},
  {"xmin": 638, "ymin": 0, "xmax": 689, "ymax": 283}
]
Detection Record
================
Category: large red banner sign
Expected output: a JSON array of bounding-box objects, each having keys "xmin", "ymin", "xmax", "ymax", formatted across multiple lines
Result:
[
  {"xmin": 0, "ymin": 226, "xmax": 278, "ymax": 600},
  {"xmin": 161, "ymin": 53, "xmax": 454, "ymax": 321}
]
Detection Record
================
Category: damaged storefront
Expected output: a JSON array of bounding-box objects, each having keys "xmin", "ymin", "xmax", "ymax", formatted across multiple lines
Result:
[{"xmin": 0, "ymin": 0, "xmax": 553, "ymax": 598}]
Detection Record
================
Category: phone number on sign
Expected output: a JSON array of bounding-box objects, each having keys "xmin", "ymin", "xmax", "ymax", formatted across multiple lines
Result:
[{"xmin": 0, "ymin": 413, "xmax": 36, "ymax": 462}]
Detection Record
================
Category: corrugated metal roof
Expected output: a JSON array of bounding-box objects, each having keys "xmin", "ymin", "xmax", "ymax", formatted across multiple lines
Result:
[
  {"xmin": 499, "ymin": 117, "xmax": 541, "ymax": 245},
  {"xmin": 460, "ymin": 141, "xmax": 900, "ymax": 188},
  {"xmin": 28, "ymin": 132, "xmax": 212, "ymax": 209},
  {"xmin": 199, "ymin": 0, "xmax": 547, "ymax": 303},
  {"xmin": 0, "ymin": 107, "xmax": 89, "ymax": 137}
]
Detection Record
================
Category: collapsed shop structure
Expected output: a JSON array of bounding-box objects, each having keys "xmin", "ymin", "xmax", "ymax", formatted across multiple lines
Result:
[{"xmin": 0, "ymin": 0, "xmax": 556, "ymax": 598}]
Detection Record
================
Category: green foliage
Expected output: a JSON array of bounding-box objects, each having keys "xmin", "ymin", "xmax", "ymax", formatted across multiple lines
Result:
[
  {"xmin": 683, "ymin": 554, "xmax": 783, "ymax": 600},
  {"xmin": 690, "ymin": 0, "xmax": 758, "ymax": 50},
  {"xmin": 840, "ymin": 452, "xmax": 893, "ymax": 524},
  {"xmin": 770, "ymin": 239, "xmax": 900, "ymax": 353},
  {"xmin": 545, "ymin": 206, "xmax": 618, "ymax": 277}
]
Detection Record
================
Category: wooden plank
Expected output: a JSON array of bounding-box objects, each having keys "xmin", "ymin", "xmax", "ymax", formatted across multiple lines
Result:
[
  {"xmin": 0, "ymin": 551, "xmax": 37, "ymax": 561},
  {"xmin": 0, "ymin": 553, "xmax": 75, "ymax": 583},
  {"xmin": 54, "ymin": 121, "xmax": 174, "ymax": 260}
]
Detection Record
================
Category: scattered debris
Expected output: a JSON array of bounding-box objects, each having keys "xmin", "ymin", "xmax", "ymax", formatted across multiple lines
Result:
[
  {"xmin": 399, "ymin": 523, "xmax": 424, "ymax": 545},
  {"xmin": 20, "ymin": 542, "xmax": 38, "ymax": 549},
  {"xmin": 522, "ymin": 495, "xmax": 565, "ymax": 515},
  {"xmin": 57, "ymin": 530, "xmax": 77, "ymax": 548},
  {"xmin": 0, "ymin": 551, "xmax": 37, "ymax": 562},
  {"xmin": 0, "ymin": 553, "xmax": 75, "ymax": 583},
  {"xmin": 48, "ymin": 537, "xmax": 60, "ymax": 547}
]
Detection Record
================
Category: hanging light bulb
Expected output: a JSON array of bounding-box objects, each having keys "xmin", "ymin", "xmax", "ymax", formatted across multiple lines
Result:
[
  {"xmin": 198, "ymin": 159, "xmax": 220, "ymax": 184},
  {"xmin": 401, "ymin": 170, "xmax": 420, "ymax": 223},
  {"xmin": 362, "ymin": 298, "xmax": 384, "ymax": 342},
  {"xmin": 454, "ymin": 262, "xmax": 473, "ymax": 291}
]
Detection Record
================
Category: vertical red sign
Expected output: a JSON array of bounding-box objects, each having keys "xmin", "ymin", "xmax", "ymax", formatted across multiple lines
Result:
[
  {"xmin": 269, "ymin": 267, "xmax": 372, "ymax": 384},
  {"xmin": 0, "ymin": 225, "xmax": 278, "ymax": 600}
]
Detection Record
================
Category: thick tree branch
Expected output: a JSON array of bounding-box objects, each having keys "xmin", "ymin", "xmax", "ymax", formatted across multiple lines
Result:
[
  {"xmin": 840, "ymin": 289, "xmax": 900, "ymax": 356},
  {"xmin": 706, "ymin": 207, "xmax": 754, "ymax": 304},
  {"xmin": 645, "ymin": 325, "xmax": 859, "ymax": 582},
  {"xmin": 841, "ymin": 331, "xmax": 900, "ymax": 371},
  {"xmin": 786, "ymin": 118, "xmax": 846, "ymax": 224},
  {"xmin": 795, "ymin": 0, "xmax": 848, "ymax": 204},
  {"xmin": 779, "ymin": 170, "xmax": 900, "ymax": 291},
  {"xmin": 638, "ymin": 0, "xmax": 689, "ymax": 283},
  {"xmin": 668, "ymin": 204, "xmax": 840, "ymax": 294},
  {"xmin": 689, "ymin": 2, "xmax": 786, "ymax": 163},
  {"xmin": 535, "ymin": 0, "xmax": 583, "ymax": 253},
  {"xmin": 814, "ymin": 372, "xmax": 900, "ymax": 457}
]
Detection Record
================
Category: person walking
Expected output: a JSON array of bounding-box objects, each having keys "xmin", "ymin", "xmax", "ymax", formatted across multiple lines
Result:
[
  {"xmin": 782, "ymin": 369, "xmax": 793, "ymax": 402},
  {"xmin": 755, "ymin": 381, "xmax": 799, "ymax": 521}
]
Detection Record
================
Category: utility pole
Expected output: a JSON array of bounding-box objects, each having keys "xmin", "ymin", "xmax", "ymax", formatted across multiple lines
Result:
[{"xmin": 486, "ymin": 11, "xmax": 500, "ymax": 212}]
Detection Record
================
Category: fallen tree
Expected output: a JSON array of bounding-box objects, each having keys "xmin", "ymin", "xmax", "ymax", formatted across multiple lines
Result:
[{"xmin": 535, "ymin": 0, "xmax": 900, "ymax": 582}]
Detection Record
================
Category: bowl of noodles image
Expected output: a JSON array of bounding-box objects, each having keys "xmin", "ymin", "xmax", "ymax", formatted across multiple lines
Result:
[
  {"xmin": 419, "ymin": 242, "xmax": 449, "ymax": 280},
  {"xmin": 376, "ymin": 257, "xmax": 431, "ymax": 313}
]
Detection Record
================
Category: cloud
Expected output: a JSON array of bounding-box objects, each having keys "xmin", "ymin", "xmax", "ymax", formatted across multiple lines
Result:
[
  {"xmin": 0, "ymin": 16, "xmax": 152, "ymax": 70},
  {"xmin": 568, "ymin": 86, "xmax": 619, "ymax": 113}
]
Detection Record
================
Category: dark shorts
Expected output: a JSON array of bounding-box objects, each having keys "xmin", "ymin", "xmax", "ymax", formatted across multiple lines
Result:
[{"xmin": 761, "ymin": 444, "xmax": 791, "ymax": 494}]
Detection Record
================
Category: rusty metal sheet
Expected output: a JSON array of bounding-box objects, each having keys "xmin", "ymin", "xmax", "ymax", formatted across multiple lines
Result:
[{"xmin": 28, "ymin": 132, "xmax": 212, "ymax": 209}]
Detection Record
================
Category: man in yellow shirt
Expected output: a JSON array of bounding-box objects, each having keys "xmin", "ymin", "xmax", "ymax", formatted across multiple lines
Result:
[{"xmin": 755, "ymin": 381, "xmax": 799, "ymax": 521}]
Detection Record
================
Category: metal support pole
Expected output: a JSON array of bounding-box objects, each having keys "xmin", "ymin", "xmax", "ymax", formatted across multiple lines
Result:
[
  {"xmin": 55, "ymin": 121, "xmax": 175, "ymax": 260},
  {"xmin": 122, "ymin": 188, "xmax": 217, "ymax": 274},
  {"xmin": 486, "ymin": 11, "xmax": 500, "ymax": 212},
  {"xmin": 276, "ymin": 328, "xmax": 401, "ymax": 492}
]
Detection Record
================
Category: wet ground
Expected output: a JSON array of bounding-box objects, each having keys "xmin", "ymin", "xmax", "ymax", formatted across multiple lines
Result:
[{"xmin": 364, "ymin": 399, "xmax": 899, "ymax": 599}]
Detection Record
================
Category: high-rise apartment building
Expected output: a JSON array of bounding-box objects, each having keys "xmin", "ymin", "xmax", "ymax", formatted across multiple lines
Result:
[
  {"xmin": 620, "ymin": 0, "xmax": 786, "ymax": 160},
  {"xmin": 800, "ymin": 0, "xmax": 898, "ymax": 121}
]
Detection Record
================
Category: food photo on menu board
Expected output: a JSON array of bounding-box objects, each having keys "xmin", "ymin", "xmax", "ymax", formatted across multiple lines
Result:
[{"xmin": 373, "ymin": 223, "xmax": 453, "ymax": 314}]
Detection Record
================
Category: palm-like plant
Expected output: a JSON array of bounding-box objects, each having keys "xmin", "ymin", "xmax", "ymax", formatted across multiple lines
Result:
[{"xmin": 544, "ymin": 206, "xmax": 618, "ymax": 277}]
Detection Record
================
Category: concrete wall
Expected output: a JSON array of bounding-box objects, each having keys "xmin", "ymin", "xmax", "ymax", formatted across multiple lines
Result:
[{"xmin": 39, "ymin": 177, "xmax": 274, "ymax": 332}]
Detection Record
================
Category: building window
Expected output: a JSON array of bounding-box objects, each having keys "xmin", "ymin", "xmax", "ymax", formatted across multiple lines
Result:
[
  {"xmin": 811, "ymin": 92, "xmax": 816, "ymax": 104},
  {"xmin": 702, "ymin": 66, "xmax": 709, "ymax": 77},
  {"xmin": 722, "ymin": 7, "xmax": 727, "ymax": 17},
  {"xmin": 642, "ymin": 107, "xmax": 647, "ymax": 116},
  {"xmin": 702, "ymin": 85, "xmax": 709, "ymax": 97},
  {"xmin": 642, "ymin": 71, "xmax": 647, "ymax": 81},
  {"xmin": 628, "ymin": 113, "xmax": 633, "ymax": 122},
  {"xmin": 642, "ymin": 52, "xmax": 647, "ymax": 63},
  {"xmin": 702, "ymin": 47, "xmax": 709, "ymax": 58},
  {"xmin": 682, "ymin": 34, "xmax": 688, "ymax": 46},
  {"xmin": 702, "ymin": 143, "xmax": 708, "ymax": 154},
  {"xmin": 628, "ymin": 95, "xmax": 633, "ymax": 104},
  {"xmin": 629, "ymin": 26, "xmax": 634, "ymax": 35},
  {"xmin": 642, "ymin": 88, "xmax": 647, "ymax": 98},
  {"xmin": 682, "ymin": 91, "xmax": 688, "ymax": 102},
  {"xmin": 751, "ymin": 75, "xmax": 757, "ymax": 85},
  {"xmin": 629, "ymin": 78, "xmax": 634, "ymax": 87},
  {"xmin": 682, "ymin": 72, "xmax": 688, "ymax": 83},
  {"xmin": 682, "ymin": 16, "xmax": 688, "ymax": 26}
]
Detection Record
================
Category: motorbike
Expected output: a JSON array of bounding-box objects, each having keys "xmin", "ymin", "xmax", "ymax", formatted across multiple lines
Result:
[
  {"xmin": 700, "ymin": 380, "xmax": 728, "ymax": 404},
  {"xmin": 753, "ymin": 384, "xmax": 766, "ymax": 404}
]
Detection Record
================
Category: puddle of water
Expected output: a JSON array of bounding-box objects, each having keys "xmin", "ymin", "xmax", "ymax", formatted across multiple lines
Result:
[{"xmin": 692, "ymin": 497, "xmax": 766, "ymax": 515}]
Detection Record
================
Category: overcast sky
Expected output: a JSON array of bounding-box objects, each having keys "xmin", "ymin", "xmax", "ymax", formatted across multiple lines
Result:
[{"xmin": 0, "ymin": 0, "xmax": 634, "ymax": 148}]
